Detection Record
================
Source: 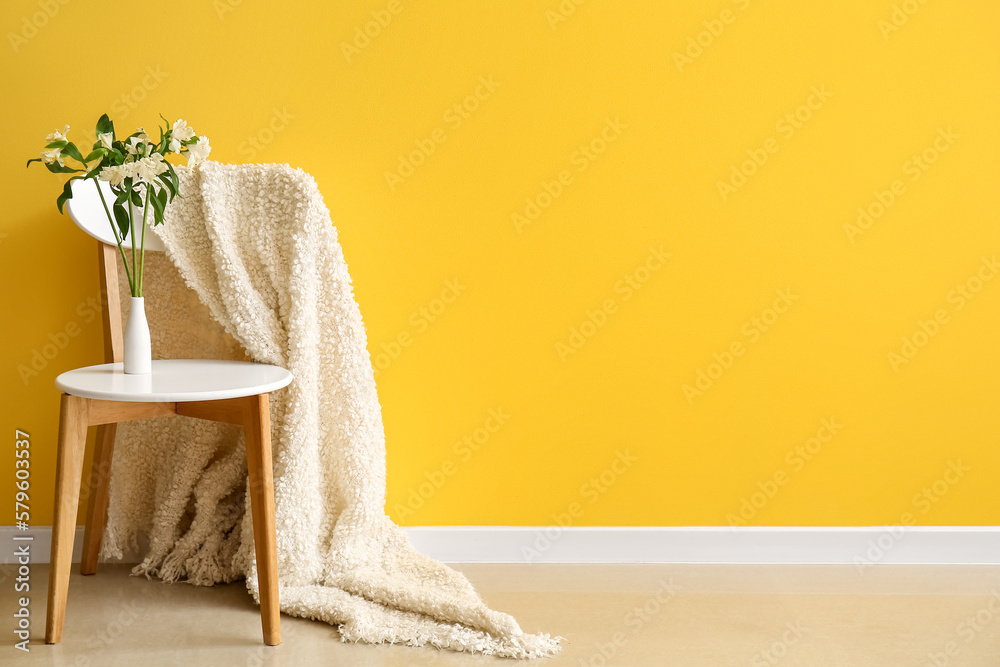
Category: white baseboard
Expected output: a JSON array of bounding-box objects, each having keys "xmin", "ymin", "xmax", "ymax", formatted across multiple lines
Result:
[
  {"xmin": 404, "ymin": 526, "xmax": 1000, "ymax": 564},
  {"xmin": 3, "ymin": 526, "xmax": 999, "ymax": 565}
]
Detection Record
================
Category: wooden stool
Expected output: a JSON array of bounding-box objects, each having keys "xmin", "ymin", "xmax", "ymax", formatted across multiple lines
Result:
[{"xmin": 46, "ymin": 178, "xmax": 291, "ymax": 646}]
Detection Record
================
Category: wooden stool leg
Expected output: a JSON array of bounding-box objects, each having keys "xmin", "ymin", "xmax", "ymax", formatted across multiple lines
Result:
[
  {"xmin": 80, "ymin": 422, "xmax": 116, "ymax": 575},
  {"xmin": 243, "ymin": 393, "xmax": 281, "ymax": 646},
  {"xmin": 46, "ymin": 394, "xmax": 90, "ymax": 644}
]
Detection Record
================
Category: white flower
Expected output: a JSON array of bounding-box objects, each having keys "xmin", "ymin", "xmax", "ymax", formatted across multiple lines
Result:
[
  {"xmin": 41, "ymin": 147, "xmax": 64, "ymax": 165},
  {"xmin": 169, "ymin": 119, "xmax": 196, "ymax": 152},
  {"xmin": 126, "ymin": 130, "xmax": 150, "ymax": 156},
  {"xmin": 98, "ymin": 164, "xmax": 127, "ymax": 187},
  {"xmin": 135, "ymin": 154, "xmax": 169, "ymax": 184},
  {"xmin": 45, "ymin": 124, "xmax": 70, "ymax": 144},
  {"xmin": 186, "ymin": 136, "xmax": 211, "ymax": 167},
  {"xmin": 98, "ymin": 132, "xmax": 113, "ymax": 150},
  {"xmin": 151, "ymin": 152, "xmax": 168, "ymax": 170},
  {"xmin": 99, "ymin": 156, "xmax": 166, "ymax": 188},
  {"xmin": 126, "ymin": 137, "xmax": 143, "ymax": 155},
  {"xmin": 172, "ymin": 119, "xmax": 195, "ymax": 141}
]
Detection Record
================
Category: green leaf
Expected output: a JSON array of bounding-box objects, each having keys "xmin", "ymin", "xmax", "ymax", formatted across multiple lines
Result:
[
  {"xmin": 56, "ymin": 178, "xmax": 76, "ymax": 213},
  {"xmin": 84, "ymin": 148, "xmax": 107, "ymax": 162},
  {"xmin": 156, "ymin": 172, "xmax": 175, "ymax": 198},
  {"xmin": 167, "ymin": 163, "xmax": 179, "ymax": 196},
  {"xmin": 150, "ymin": 187, "xmax": 166, "ymax": 223},
  {"xmin": 44, "ymin": 162, "xmax": 82, "ymax": 174},
  {"xmin": 26, "ymin": 158, "xmax": 42, "ymax": 168},
  {"xmin": 113, "ymin": 202, "xmax": 131, "ymax": 240},
  {"xmin": 86, "ymin": 164, "xmax": 103, "ymax": 179},
  {"xmin": 45, "ymin": 140, "xmax": 68, "ymax": 149},
  {"xmin": 131, "ymin": 189, "xmax": 142, "ymax": 207},
  {"xmin": 61, "ymin": 142, "xmax": 85, "ymax": 164},
  {"xmin": 115, "ymin": 187, "xmax": 129, "ymax": 206},
  {"xmin": 96, "ymin": 114, "xmax": 113, "ymax": 136}
]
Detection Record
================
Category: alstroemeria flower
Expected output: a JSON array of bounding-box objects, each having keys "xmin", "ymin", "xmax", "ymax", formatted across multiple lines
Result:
[
  {"xmin": 126, "ymin": 136, "xmax": 148, "ymax": 156},
  {"xmin": 45, "ymin": 125, "xmax": 70, "ymax": 144},
  {"xmin": 41, "ymin": 147, "xmax": 64, "ymax": 165},
  {"xmin": 186, "ymin": 136, "xmax": 211, "ymax": 167},
  {"xmin": 98, "ymin": 132, "xmax": 113, "ymax": 150},
  {"xmin": 172, "ymin": 119, "xmax": 195, "ymax": 141},
  {"xmin": 135, "ymin": 154, "xmax": 169, "ymax": 184},
  {"xmin": 169, "ymin": 119, "xmax": 196, "ymax": 153},
  {"xmin": 98, "ymin": 164, "xmax": 127, "ymax": 187}
]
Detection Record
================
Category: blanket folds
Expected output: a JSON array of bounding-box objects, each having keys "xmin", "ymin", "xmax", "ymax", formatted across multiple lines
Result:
[{"xmin": 102, "ymin": 162, "xmax": 560, "ymax": 658}]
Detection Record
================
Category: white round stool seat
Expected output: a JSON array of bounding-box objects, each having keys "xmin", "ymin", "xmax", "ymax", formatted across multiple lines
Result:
[{"xmin": 56, "ymin": 360, "xmax": 293, "ymax": 402}]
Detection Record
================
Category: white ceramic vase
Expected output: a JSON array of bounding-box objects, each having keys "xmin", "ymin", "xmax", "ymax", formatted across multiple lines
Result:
[{"xmin": 123, "ymin": 296, "xmax": 152, "ymax": 374}]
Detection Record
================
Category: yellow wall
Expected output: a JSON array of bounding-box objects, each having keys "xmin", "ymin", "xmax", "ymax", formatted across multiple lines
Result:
[{"xmin": 2, "ymin": 0, "xmax": 999, "ymax": 528}]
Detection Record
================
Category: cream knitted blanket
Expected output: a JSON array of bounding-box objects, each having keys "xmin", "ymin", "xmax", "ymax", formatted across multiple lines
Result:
[{"xmin": 101, "ymin": 161, "xmax": 560, "ymax": 659}]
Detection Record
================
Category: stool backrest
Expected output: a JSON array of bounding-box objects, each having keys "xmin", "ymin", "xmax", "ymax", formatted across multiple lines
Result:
[
  {"xmin": 65, "ymin": 178, "xmax": 168, "ymax": 365},
  {"xmin": 65, "ymin": 179, "xmax": 166, "ymax": 251}
]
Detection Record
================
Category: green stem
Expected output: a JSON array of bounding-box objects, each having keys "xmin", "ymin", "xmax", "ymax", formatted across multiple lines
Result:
[
  {"xmin": 93, "ymin": 179, "xmax": 134, "ymax": 294},
  {"xmin": 129, "ymin": 187, "xmax": 137, "ymax": 297},
  {"xmin": 139, "ymin": 185, "xmax": 150, "ymax": 296}
]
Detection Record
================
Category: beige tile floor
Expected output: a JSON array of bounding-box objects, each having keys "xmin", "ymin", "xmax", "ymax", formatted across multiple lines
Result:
[{"xmin": 4, "ymin": 563, "xmax": 1000, "ymax": 665}]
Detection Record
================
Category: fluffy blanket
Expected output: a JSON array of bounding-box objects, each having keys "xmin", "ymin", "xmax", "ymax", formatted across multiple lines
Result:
[{"xmin": 101, "ymin": 161, "xmax": 560, "ymax": 658}]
